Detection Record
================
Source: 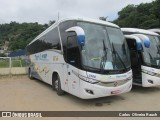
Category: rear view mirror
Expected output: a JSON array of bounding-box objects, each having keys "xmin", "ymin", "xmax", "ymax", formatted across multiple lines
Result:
[
  {"xmin": 136, "ymin": 40, "xmax": 142, "ymax": 50},
  {"xmin": 144, "ymin": 39, "xmax": 150, "ymax": 48},
  {"xmin": 66, "ymin": 26, "xmax": 85, "ymax": 46}
]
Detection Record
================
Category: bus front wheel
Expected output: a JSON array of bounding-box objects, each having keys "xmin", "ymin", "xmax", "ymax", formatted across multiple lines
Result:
[{"xmin": 54, "ymin": 75, "xmax": 65, "ymax": 96}]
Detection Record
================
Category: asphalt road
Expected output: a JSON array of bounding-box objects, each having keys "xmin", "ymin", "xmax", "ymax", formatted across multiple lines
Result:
[{"xmin": 0, "ymin": 75, "xmax": 160, "ymax": 120}]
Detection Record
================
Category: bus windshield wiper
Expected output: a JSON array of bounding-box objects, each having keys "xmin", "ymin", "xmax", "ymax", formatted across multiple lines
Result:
[
  {"xmin": 100, "ymin": 39, "xmax": 108, "ymax": 72},
  {"xmin": 112, "ymin": 43, "xmax": 127, "ymax": 71}
]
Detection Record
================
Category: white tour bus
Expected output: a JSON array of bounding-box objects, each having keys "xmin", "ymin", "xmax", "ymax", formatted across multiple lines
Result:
[
  {"xmin": 26, "ymin": 18, "xmax": 132, "ymax": 99},
  {"xmin": 122, "ymin": 28, "xmax": 160, "ymax": 87}
]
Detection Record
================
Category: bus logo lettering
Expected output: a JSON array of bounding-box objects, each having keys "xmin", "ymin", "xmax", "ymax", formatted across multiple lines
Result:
[
  {"xmin": 88, "ymin": 74, "xmax": 96, "ymax": 79},
  {"xmin": 35, "ymin": 54, "xmax": 48, "ymax": 61},
  {"xmin": 53, "ymin": 56, "xmax": 58, "ymax": 61}
]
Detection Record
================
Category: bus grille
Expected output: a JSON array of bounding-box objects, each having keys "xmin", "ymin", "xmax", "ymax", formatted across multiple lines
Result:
[{"xmin": 97, "ymin": 79, "xmax": 130, "ymax": 87}]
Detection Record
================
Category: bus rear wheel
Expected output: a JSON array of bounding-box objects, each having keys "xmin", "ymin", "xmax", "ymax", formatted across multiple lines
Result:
[
  {"xmin": 28, "ymin": 68, "xmax": 33, "ymax": 80},
  {"xmin": 54, "ymin": 75, "xmax": 65, "ymax": 96}
]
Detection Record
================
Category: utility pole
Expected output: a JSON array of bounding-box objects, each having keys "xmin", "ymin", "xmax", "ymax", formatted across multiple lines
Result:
[{"xmin": 58, "ymin": 12, "xmax": 60, "ymax": 21}]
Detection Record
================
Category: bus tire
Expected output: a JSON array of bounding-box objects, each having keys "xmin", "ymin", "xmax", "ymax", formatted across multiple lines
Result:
[
  {"xmin": 28, "ymin": 68, "xmax": 33, "ymax": 80},
  {"xmin": 54, "ymin": 75, "xmax": 65, "ymax": 96},
  {"xmin": 52, "ymin": 73, "xmax": 56, "ymax": 91}
]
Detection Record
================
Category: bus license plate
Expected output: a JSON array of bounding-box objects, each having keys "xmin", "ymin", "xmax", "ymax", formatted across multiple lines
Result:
[{"xmin": 111, "ymin": 90, "xmax": 121, "ymax": 94}]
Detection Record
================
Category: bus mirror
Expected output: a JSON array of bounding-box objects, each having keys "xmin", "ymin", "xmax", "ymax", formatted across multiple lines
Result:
[
  {"xmin": 136, "ymin": 42, "xmax": 142, "ymax": 50},
  {"xmin": 66, "ymin": 26, "xmax": 85, "ymax": 46},
  {"xmin": 144, "ymin": 39, "xmax": 150, "ymax": 48},
  {"xmin": 136, "ymin": 38, "xmax": 142, "ymax": 50}
]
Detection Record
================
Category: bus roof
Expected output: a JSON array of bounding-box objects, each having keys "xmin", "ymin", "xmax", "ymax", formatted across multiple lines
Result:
[
  {"xmin": 148, "ymin": 29, "xmax": 160, "ymax": 34},
  {"xmin": 28, "ymin": 17, "xmax": 119, "ymax": 46},
  {"xmin": 121, "ymin": 28, "xmax": 159, "ymax": 36},
  {"xmin": 58, "ymin": 17, "xmax": 119, "ymax": 28}
]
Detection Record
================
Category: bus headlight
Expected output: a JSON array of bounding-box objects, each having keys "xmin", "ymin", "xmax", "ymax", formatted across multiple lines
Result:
[
  {"xmin": 87, "ymin": 78, "xmax": 99, "ymax": 84},
  {"xmin": 148, "ymin": 71, "xmax": 156, "ymax": 76},
  {"xmin": 126, "ymin": 76, "xmax": 132, "ymax": 81},
  {"xmin": 142, "ymin": 69, "xmax": 156, "ymax": 76}
]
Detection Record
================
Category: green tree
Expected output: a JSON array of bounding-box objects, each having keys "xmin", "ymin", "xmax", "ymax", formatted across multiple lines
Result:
[
  {"xmin": 113, "ymin": 0, "xmax": 160, "ymax": 29},
  {"xmin": 0, "ymin": 22, "xmax": 47, "ymax": 51}
]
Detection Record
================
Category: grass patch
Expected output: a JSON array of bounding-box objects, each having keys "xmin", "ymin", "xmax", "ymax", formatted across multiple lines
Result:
[
  {"xmin": 0, "ymin": 61, "xmax": 10, "ymax": 68},
  {"xmin": 0, "ymin": 59, "xmax": 28, "ymax": 68}
]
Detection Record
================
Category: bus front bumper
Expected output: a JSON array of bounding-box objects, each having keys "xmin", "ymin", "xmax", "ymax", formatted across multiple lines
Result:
[{"xmin": 79, "ymin": 79, "xmax": 132, "ymax": 99}]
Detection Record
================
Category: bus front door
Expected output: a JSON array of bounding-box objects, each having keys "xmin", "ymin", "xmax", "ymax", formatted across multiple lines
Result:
[
  {"xmin": 126, "ymin": 38, "xmax": 142, "ymax": 84},
  {"xmin": 66, "ymin": 35, "xmax": 80, "ymax": 96}
]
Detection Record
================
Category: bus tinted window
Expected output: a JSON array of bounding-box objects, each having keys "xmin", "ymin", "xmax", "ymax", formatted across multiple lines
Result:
[
  {"xmin": 26, "ymin": 27, "xmax": 61, "ymax": 55},
  {"xmin": 46, "ymin": 27, "xmax": 61, "ymax": 50}
]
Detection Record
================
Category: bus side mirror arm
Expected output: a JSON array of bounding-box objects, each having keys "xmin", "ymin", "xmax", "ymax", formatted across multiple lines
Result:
[{"xmin": 65, "ymin": 26, "xmax": 85, "ymax": 46}]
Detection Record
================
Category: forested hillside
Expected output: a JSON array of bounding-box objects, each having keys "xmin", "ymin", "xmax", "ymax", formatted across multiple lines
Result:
[
  {"xmin": 0, "ymin": 22, "xmax": 48, "ymax": 51},
  {"xmin": 113, "ymin": 0, "xmax": 160, "ymax": 29}
]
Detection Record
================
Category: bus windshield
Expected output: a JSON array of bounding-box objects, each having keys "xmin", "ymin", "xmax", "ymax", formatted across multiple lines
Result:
[
  {"xmin": 77, "ymin": 22, "xmax": 130, "ymax": 71},
  {"xmin": 142, "ymin": 35, "xmax": 160, "ymax": 67}
]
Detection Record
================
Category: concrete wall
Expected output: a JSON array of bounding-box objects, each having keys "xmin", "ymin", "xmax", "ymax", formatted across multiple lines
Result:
[{"xmin": 0, "ymin": 67, "xmax": 28, "ymax": 75}]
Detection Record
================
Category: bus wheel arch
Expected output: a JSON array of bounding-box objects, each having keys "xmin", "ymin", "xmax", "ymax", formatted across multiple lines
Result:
[{"xmin": 52, "ymin": 72, "xmax": 65, "ymax": 95}]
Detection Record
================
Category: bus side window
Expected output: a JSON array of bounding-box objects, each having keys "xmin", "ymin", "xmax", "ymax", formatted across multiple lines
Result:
[{"xmin": 67, "ymin": 35, "xmax": 80, "ymax": 67}]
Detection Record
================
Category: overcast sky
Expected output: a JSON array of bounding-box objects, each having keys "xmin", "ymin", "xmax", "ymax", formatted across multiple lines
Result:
[{"xmin": 0, "ymin": 0, "xmax": 154, "ymax": 24}]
